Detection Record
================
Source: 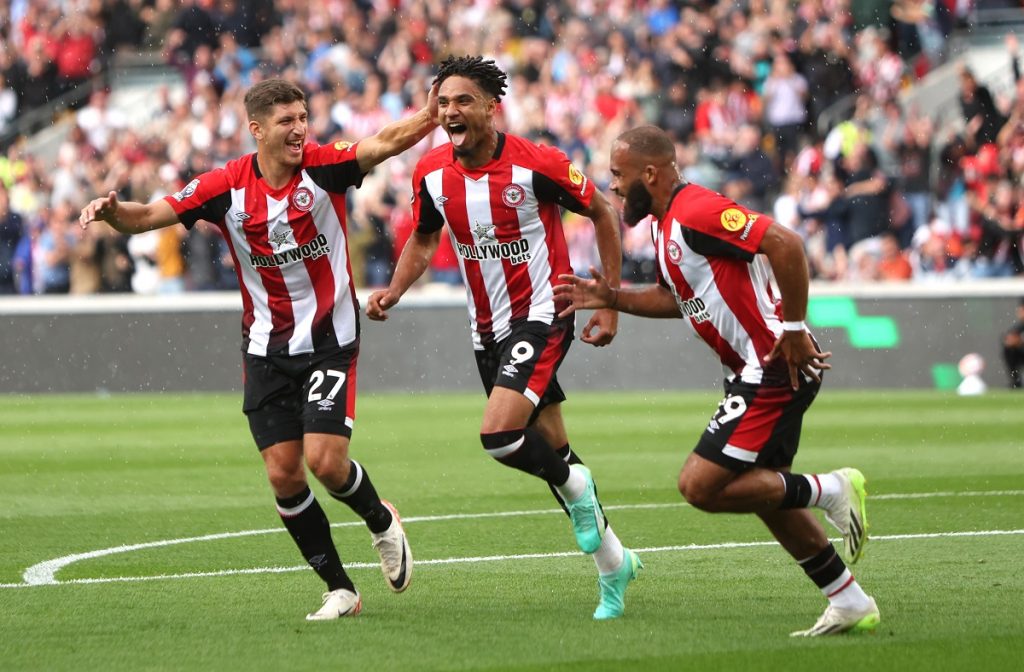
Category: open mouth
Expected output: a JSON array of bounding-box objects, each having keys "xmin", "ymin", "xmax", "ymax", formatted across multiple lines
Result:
[
  {"xmin": 447, "ymin": 123, "xmax": 468, "ymax": 146},
  {"xmin": 286, "ymin": 140, "xmax": 303, "ymax": 155}
]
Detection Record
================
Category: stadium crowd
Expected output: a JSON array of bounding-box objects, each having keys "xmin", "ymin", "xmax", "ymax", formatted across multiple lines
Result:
[{"xmin": 1, "ymin": 0, "xmax": 1023, "ymax": 296}]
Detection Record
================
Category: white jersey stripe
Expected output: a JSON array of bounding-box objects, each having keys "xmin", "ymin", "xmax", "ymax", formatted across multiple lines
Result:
[
  {"xmin": 675, "ymin": 222, "xmax": 763, "ymax": 384},
  {"xmin": 464, "ymin": 174, "xmax": 513, "ymax": 341},
  {"xmin": 513, "ymin": 164, "xmax": 555, "ymax": 325},
  {"xmin": 269, "ymin": 191, "xmax": 317, "ymax": 355},
  {"xmin": 228, "ymin": 188, "xmax": 272, "ymax": 357}
]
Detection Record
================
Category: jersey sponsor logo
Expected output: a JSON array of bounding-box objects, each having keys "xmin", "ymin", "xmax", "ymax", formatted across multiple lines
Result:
[
  {"xmin": 291, "ymin": 187, "xmax": 314, "ymax": 212},
  {"xmin": 269, "ymin": 228, "xmax": 293, "ymax": 252},
  {"xmin": 680, "ymin": 296, "xmax": 711, "ymax": 323},
  {"xmin": 720, "ymin": 207, "xmax": 747, "ymax": 232},
  {"xmin": 666, "ymin": 239, "xmax": 683, "ymax": 264},
  {"xmin": 473, "ymin": 220, "xmax": 497, "ymax": 243},
  {"xmin": 171, "ymin": 178, "xmax": 200, "ymax": 202},
  {"xmin": 249, "ymin": 233, "xmax": 331, "ymax": 268},
  {"xmin": 333, "ymin": 141, "xmax": 353, "ymax": 152},
  {"xmin": 739, "ymin": 213, "xmax": 759, "ymax": 241},
  {"xmin": 455, "ymin": 238, "xmax": 532, "ymax": 264},
  {"xmin": 501, "ymin": 183, "xmax": 526, "ymax": 208}
]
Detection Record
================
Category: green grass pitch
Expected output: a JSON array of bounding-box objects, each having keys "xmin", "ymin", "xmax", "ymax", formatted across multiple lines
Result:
[{"xmin": 1, "ymin": 390, "xmax": 1022, "ymax": 671}]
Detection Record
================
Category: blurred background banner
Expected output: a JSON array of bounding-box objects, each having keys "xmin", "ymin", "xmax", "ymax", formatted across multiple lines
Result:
[{"xmin": 2, "ymin": 281, "xmax": 1020, "ymax": 393}]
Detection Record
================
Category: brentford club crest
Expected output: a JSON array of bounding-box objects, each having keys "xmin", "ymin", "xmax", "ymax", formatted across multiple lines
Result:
[
  {"xmin": 291, "ymin": 187, "xmax": 314, "ymax": 212},
  {"xmin": 501, "ymin": 184, "xmax": 526, "ymax": 208},
  {"xmin": 666, "ymin": 240, "xmax": 683, "ymax": 265}
]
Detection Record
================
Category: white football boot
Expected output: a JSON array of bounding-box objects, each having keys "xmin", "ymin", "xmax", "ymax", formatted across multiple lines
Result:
[
  {"xmin": 371, "ymin": 500, "xmax": 413, "ymax": 592},
  {"xmin": 790, "ymin": 597, "xmax": 880, "ymax": 637},
  {"xmin": 306, "ymin": 588, "xmax": 362, "ymax": 621}
]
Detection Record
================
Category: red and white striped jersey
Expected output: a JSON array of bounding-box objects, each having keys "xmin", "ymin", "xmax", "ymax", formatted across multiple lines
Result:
[
  {"xmin": 164, "ymin": 141, "xmax": 364, "ymax": 357},
  {"xmin": 412, "ymin": 133, "xmax": 593, "ymax": 348},
  {"xmin": 653, "ymin": 182, "xmax": 792, "ymax": 385}
]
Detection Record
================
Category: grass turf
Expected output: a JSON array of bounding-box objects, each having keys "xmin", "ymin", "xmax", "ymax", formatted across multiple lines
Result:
[{"xmin": 1, "ymin": 390, "xmax": 1022, "ymax": 671}]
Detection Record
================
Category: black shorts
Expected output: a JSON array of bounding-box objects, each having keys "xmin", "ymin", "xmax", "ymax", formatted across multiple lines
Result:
[
  {"xmin": 693, "ymin": 376, "xmax": 821, "ymax": 472},
  {"xmin": 474, "ymin": 318, "xmax": 573, "ymax": 420},
  {"xmin": 242, "ymin": 343, "xmax": 359, "ymax": 451}
]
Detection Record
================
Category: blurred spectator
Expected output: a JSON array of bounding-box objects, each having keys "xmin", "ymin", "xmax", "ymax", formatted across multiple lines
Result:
[
  {"xmin": 12, "ymin": 214, "xmax": 40, "ymax": 294},
  {"xmin": 762, "ymin": 53, "xmax": 809, "ymax": 170},
  {"xmin": 0, "ymin": 185, "xmax": 22, "ymax": 293},
  {"xmin": 719, "ymin": 123, "xmax": 779, "ymax": 213},
  {"xmin": 95, "ymin": 226, "xmax": 134, "ymax": 293},
  {"xmin": 76, "ymin": 89, "xmax": 128, "ymax": 154},
  {"xmin": 53, "ymin": 16, "xmax": 97, "ymax": 102},
  {"xmin": 876, "ymin": 231, "xmax": 914, "ymax": 280},
  {"xmin": 896, "ymin": 112, "xmax": 935, "ymax": 234},
  {"xmin": 0, "ymin": 72, "xmax": 17, "ymax": 140},
  {"xmin": 69, "ymin": 217, "xmax": 102, "ymax": 294},
  {"xmin": 958, "ymin": 66, "xmax": 1005, "ymax": 149},
  {"xmin": 1002, "ymin": 299, "xmax": 1024, "ymax": 389},
  {"xmin": 37, "ymin": 203, "xmax": 73, "ymax": 294}
]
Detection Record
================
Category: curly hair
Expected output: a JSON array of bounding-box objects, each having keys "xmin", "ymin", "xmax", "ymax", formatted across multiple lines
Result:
[{"xmin": 434, "ymin": 55, "xmax": 508, "ymax": 102}]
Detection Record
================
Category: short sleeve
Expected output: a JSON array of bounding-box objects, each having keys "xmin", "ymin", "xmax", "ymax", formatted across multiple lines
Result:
[
  {"xmin": 163, "ymin": 169, "xmax": 232, "ymax": 230},
  {"xmin": 303, "ymin": 140, "xmax": 365, "ymax": 193},
  {"xmin": 674, "ymin": 186, "xmax": 772, "ymax": 261},
  {"xmin": 530, "ymin": 144, "xmax": 595, "ymax": 214}
]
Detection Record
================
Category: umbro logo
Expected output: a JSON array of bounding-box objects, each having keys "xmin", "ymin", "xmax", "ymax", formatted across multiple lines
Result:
[
  {"xmin": 317, "ymin": 399, "xmax": 335, "ymax": 411},
  {"xmin": 502, "ymin": 364, "xmax": 518, "ymax": 377},
  {"xmin": 237, "ymin": 212, "xmax": 251, "ymax": 221},
  {"xmin": 435, "ymin": 195, "xmax": 448, "ymax": 205}
]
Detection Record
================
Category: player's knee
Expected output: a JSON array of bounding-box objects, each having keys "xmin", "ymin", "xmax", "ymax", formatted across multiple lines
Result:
[
  {"xmin": 265, "ymin": 463, "xmax": 306, "ymax": 495},
  {"xmin": 678, "ymin": 471, "xmax": 717, "ymax": 511},
  {"xmin": 480, "ymin": 429, "xmax": 526, "ymax": 461},
  {"xmin": 307, "ymin": 451, "xmax": 351, "ymax": 487}
]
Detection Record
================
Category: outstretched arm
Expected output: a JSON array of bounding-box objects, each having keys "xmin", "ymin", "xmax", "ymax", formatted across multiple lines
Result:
[
  {"xmin": 355, "ymin": 84, "xmax": 439, "ymax": 173},
  {"xmin": 576, "ymin": 190, "xmax": 622, "ymax": 346},
  {"xmin": 554, "ymin": 267, "xmax": 681, "ymax": 319},
  {"xmin": 759, "ymin": 221, "xmax": 831, "ymax": 389},
  {"xmin": 79, "ymin": 191, "xmax": 179, "ymax": 234},
  {"xmin": 366, "ymin": 229, "xmax": 442, "ymax": 321}
]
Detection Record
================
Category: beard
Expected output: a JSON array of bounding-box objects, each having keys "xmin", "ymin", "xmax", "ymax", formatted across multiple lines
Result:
[{"xmin": 622, "ymin": 179, "xmax": 654, "ymax": 227}]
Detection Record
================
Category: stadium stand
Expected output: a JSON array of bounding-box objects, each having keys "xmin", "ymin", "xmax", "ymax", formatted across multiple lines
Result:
[{"xmin": 1, "ymin": 0, "xmax": 1023, "ymax": 297}]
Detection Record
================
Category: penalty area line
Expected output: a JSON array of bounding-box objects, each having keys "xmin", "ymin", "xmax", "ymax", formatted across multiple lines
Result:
[{"xmin": 3, "ymin": 528, "xmax": 1022, "ymax": 590}]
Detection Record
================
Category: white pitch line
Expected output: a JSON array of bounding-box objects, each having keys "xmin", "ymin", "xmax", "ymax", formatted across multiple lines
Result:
[
  {"xmin": 4, "ymin": 529, "xmax": 1023, "ymax": 590},
  {"xmin": 7, "ymin": 489, "xmax": 1024, "ymax": 589}
]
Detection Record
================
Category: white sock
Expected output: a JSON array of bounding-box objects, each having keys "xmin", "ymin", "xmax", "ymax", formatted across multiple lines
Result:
[
  {"xmin": 812, "ymin": 472, "xmax": 843, "ymax": 509},
  {"xmin": 822, "ymin": 569, "xmax": 871, "ymax": 610},
  {"xmin": 554, "ymin": 464, "xmax": 586, "ymax": 502},
  {"xmin": 592, "ymin": 525, "xmax": 624, "ymax": 574}
]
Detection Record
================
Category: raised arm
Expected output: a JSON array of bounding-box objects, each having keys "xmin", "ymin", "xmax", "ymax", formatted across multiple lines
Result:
[
  {"xmin": 79, "ymin": 191, "xmax": 179, "ymax": 234},
  {"xmin": 365, "ymin": 229, "xmax": 442, "ymax": 321},
  {"xmin": 355, "ymin": 84, "xmax": 439, "ymax": 174},
  {"xmin": 758, "ymin": 221, "xmax": 831, "ymax": 388},
  {"xmin": 576, "ymin": 189, "xmax": 622, "ymax": 346}
]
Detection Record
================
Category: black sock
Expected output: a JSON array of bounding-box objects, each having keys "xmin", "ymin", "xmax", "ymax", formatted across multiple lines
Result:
[
  {"xmin": 798, "ymin": 544, "xmax": 847, "ymax": 589},
  {"xmin": 481, "ymin": 428, "xmax": 571, "ymax": 486},
  {"xmin": 276, "ymin": 487, "xmax": 353, "ymax": 592},
  {"xmin": 779, "ymin": 472, "xmax": 813, "ymax": 509},
  {"xmin": 327, "ymin": 460, "xmax": 393, "ymax": 534}
]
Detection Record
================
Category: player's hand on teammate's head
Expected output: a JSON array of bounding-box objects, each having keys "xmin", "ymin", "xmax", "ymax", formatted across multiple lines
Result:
[
  {"xmin": 79, "ymin": 191, "xmax": 119, "ymax": 229},
  {"xmin": 426, "ymin": 81, "xmax": 440, "ymax": 124}
]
